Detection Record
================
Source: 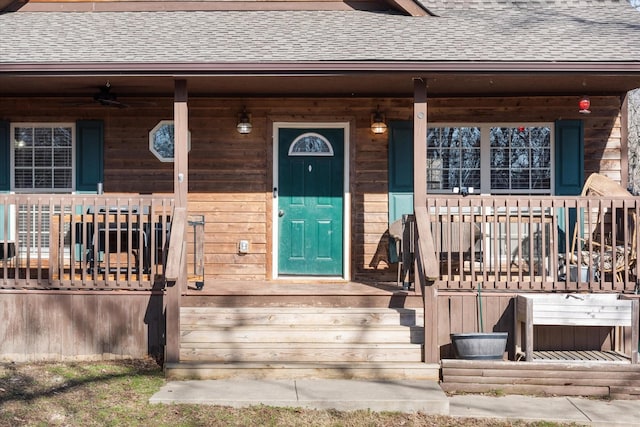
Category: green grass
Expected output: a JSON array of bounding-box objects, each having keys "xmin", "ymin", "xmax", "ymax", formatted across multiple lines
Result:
[{"xmin": 0, "ymin": 359, "xmax": 584, "ymax": 427}]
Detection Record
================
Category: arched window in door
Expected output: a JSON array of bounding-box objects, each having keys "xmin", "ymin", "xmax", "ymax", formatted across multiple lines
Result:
[{"xmin": 288, "ymin": 132, "xmax": 334, "ymax": 156}]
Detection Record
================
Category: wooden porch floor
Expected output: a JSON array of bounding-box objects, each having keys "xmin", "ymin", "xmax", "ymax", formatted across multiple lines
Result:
[
  {"xmin": 182, "ymin": 279, "xmax": 422, "ymax": 308},
  {"xmin": 184, "ymin": 279, "xmax": 414, "ymax": 296}
]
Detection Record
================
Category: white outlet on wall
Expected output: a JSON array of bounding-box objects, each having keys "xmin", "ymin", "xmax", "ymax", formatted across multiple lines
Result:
[{"xmin": 239, "ymin": 240, "xmax": 249, "ymax": 254}]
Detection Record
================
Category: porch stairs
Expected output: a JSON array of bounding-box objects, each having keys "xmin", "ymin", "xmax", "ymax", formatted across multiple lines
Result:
[{"xmin": 164, "ymin": 307, "xmax": 439, "ymax": 380}]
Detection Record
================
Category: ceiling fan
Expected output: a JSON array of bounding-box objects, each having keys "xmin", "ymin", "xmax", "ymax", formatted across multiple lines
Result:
[{"xmin": 92, "ymin": 82, "xmax": 129, "ymax": 108}]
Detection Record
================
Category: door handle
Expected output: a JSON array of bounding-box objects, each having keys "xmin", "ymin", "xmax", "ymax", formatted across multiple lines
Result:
[{"xmin": 279, "ymin": 210, "xmax": 285, "ymax": 217}]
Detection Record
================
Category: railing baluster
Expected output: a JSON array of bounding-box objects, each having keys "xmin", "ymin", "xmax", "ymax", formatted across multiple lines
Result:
[{"xmin": 425, "ymin": 194, "xmax": 638, "ymax": 293}]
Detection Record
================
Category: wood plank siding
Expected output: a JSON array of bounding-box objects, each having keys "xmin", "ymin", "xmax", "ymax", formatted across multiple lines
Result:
[
  {"xmin": 0, "ymin": 290, "xmax": 164, "ymax": 362},
  {"xmin": 0, "ymin": 95, "xmax": 625, "ymax": 284},
  {"xmin": 441, "ymin": 359, "xmax": 640, "ymax": 399}
]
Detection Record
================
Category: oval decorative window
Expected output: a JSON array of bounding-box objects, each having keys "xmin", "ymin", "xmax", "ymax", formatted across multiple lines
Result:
[{"xmin": 288, "ymin": 132, "xmax": 334, "ymax": 156}]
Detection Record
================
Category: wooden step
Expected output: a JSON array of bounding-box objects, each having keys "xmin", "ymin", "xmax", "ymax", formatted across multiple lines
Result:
[
  {"xmin": 180, "ymin": 342, "xmax": 423, "ymax": 362},
  {"xmin": 176, "ymin": 306, "xmax": 426, "ymax": 379},
  {"xmin": 180, "ymin": 307, "xmax": 424, "ymax": 327},
  {"xmin": 164, "ymin": 361, "xmax": 440, "ymax": 381},
  {"xmin": 180, "ymin": 326, "xmax": 424, "ymax": 344}
]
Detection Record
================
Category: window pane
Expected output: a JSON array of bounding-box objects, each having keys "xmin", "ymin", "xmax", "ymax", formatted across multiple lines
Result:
[
  {"xmin": 289, "ymin": 133, "xmax": 333, "ymax": 155},
  {"xmin": 461, "ymin": 169, "xmax": 480, "ymax": 189},
  {"xmin": 54, "ymin": 170, "xmax": 72, "ymax": 189},
  {"xmin": 427, "ymin": 128, "xmax": 441, "ymax": 147},
  {"xmin": 426, "ymin": 127, "xmax": 480, "ymax": 191},
  {"xmin": 13, "ymin": 125, "xmax": 73, "ymax": 191},
  {"xmin": 491, "ymin": 148, "xmax": 508, "ymax": 168},
  {"xmin": 459, "ymin": 127, "xmax": 481, "ymax": 148},
  {"xmin": 14, "ymin": 146, "xmax": 32, "ymax": 167},
  {"xmin": 14, "ymin": 169, "xmax": 32, "ymax": 189},
  {"xmin": 530, "ymin": 127, "xmax": 551, "ymax": 148},
  {"xmin": 444, "ymin": 169, "xmax": 459, "ymax": 189},
  {"xmin": 54, "ymin": 148, "xmax": 72, "ymax": 167},
  {"xmin": 34, "ymin": 169, "xmax": 52, "ymax": 189},
  {"xmin": 490, "ymin": 126, "xmax": 551, "ymax": 193},
  {"xmin": 491, "ymin": 169, "xmax": 510, "ymax": 189},
  {"xmin": 443, "ymin": 128, "xmax": 459, "ymax": 147},
  {"xmin": 34, "ymin": 148, "xmax": 51, "ymax": 167},
  {"xmin": 53, "ymin": 128, "xmax": 72, "ymax": 147},
  {"xmin": 531, "ymin": 147, "xmax": 550, "ymax": 168},
  {"xmin": 510, "ymin": 147, "xmax": 529, "ymax": 170},
  {"xmin": 531, "ymin": 170, "xmax": 551, "ymax": 189},
  {"xmin": 511, "ymin": 171, "xmax": 530, "ymax": 189},
  {"xmin": 34, "ymin": 128, "xmax": 52, "ymax": 147},
  {"xmin": 490, "ymin": 127, "xmax": 510, "ymax": 148},
  {"xmin": 448, "ymin": 147, "xmax": 460, "ymax": 168},
  {"xmin": 511, "ymin": 128, "xmax": 527, "ymax": 148},
  {"xmin": 14, "ymin": 128, "xmax": 33, "ymax": 148}
]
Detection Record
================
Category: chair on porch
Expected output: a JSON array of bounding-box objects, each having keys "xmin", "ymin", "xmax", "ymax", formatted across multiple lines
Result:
[
  {"xmin": 0, "ymin": 241, "xmax": 16, "ymax": 267},
  {"xmin": 389, "ymin": 215, "xmax": 414, "ymax": 290},
  {"xmin": 569, "ymin": 173, "xmax": 637, "ymax": 282},
  {"xmin": 435, "ymin": 220, "xmax": 484, "ymax": 277}
]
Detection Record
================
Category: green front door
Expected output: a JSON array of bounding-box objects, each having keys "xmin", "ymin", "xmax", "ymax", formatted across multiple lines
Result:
[{"xmin": 278, "ymin": 127, "xmax": 344, "ymax": 276}]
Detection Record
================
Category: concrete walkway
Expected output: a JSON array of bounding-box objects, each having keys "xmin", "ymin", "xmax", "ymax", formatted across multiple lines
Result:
[{"xmin": 150, "ymin": 379, "xmax": 640, "ymax": 426}]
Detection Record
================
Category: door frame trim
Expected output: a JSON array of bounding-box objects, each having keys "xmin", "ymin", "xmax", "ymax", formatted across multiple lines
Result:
[{"xmin": 272, "ymin": 122, "xmax": 351, "ymax": 280}]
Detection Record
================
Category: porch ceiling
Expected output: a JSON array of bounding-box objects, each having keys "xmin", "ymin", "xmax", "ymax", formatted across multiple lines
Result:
[{"xmin": 1, "ymin": 71, "xmax": 638, "ymax": 98}]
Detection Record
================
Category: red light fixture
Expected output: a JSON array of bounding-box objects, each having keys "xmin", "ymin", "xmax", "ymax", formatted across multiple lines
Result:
[{"xmin": 579, "ymin": 96, "xmax": 591, "ymax": 114}]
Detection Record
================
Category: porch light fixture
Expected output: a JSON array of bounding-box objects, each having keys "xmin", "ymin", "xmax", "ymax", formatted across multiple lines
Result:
[
  {"xmin": 236, "ymin": 108, "xmax": 253, "ymax": 134},
  {"xmin": 370, "ymin": 107, "xmax": 387, "ymax": 134},
  {"xmin": 579, "ymin": 96, "xmax": 591, "ymax": 114}
]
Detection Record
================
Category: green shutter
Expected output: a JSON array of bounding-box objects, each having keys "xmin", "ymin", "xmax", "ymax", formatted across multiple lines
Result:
[
  {"xmin": 388, "ymin": 120, "xmax": 414, "ymax": 224},
  {"xmin": 0, "ymin": 121, "xmax": 9, "ymax": 192},
  {"xmin": 555, "ymin": 120, "xmax": 584, "ymax": 196},
  {"xmin": 555, "ymin": 120, "xmax": 584, "ymax": 250},
  {"xmin": 76, "ymin": 120, "xmax": 104, "ymax": 193}
]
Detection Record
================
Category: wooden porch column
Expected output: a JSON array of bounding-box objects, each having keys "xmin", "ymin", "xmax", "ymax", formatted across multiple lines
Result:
[
  {"xmin": 414, "ymin": 78, "xmax": 439, "ymax": 364},
  {"xmin": 413, "ymin": 78, "xmax": 427, "ymax": 208},
  {"xmin": 620, "ymin": 93, "xmax": 629, "ymax": 190},
  {"xmin": 165, "ymin": 79, "xmax": 189, "ymax": 364}
]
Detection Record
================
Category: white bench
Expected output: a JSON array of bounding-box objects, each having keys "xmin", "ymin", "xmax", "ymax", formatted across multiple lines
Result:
[{"xmin": 515, "ymin": 293, "xmax": 639, "ymax": 363}]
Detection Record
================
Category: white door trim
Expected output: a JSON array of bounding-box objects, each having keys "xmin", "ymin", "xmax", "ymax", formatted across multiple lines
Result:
[{"xmin": 272, "ymin": 122, "xmax": 351, "ymax": 280}]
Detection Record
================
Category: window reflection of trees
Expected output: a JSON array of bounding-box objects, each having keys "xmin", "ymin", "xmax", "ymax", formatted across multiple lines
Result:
[
  {"xmin": 152, "ymin": 124, "xmax": 175, "ymax": 159},
  {"xmin": 427, "ymin": 127, "xmax": 480, "ymax": 191},
  {"xmin": 429, "ymin": 125, "xmax": 551, "ymax": 193},
  {"xmin": 490, "ymin": 126, "xmax": 550, "ymax": 191}
]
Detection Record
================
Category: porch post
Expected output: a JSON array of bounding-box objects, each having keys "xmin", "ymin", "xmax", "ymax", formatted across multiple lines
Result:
[
  {"xmin": 165, "ymin": 79, "xmax": 189, "ymax": 363},
  {"xmin": 414, "ymin": 78, "xmax": 438, "ymax": 364},
  {"xmin": 413, "ymin": 78, "xmax": 427, "ymax": 208},
  {"xmin": 620, "ymin": 93, "xmax": 629, "ymax": 190}
]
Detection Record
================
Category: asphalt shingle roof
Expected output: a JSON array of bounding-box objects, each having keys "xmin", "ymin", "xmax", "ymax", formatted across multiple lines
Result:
[
  {"xmin": 1, "ymin": 1, "xmax": 639, "ymax": 66},
  {"xmin": 420, "ymin": 0, "xmax": 635, "ymax": 13}
]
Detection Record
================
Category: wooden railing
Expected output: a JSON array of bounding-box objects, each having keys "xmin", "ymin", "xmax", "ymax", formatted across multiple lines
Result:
[
  {"xmin": 165, "ymin": 207, "xmax": 186, "ymax": 282},
  {"xmin": 421, "ymin": 195, "xmax": 640, "ymax": 293},
  {"xmin": 0, "ymin": 194, "xmax": 174, "ymax": 290}
]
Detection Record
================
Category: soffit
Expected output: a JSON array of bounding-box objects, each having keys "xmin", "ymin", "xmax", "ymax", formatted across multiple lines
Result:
[{"xmin": 1, "ymin": 73, "xmax": 638, "ymax": 98}]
